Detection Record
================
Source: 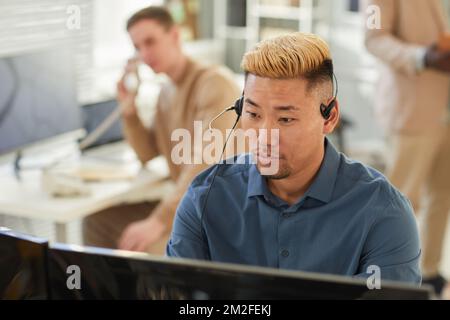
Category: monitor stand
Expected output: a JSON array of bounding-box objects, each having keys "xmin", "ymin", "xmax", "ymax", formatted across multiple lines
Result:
[{"xmin": 13, "ymin": 150, "xmax": 22, "ymax": 181}]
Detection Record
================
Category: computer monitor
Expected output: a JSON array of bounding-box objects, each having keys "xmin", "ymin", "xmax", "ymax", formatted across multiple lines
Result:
[
  {"xmin": 0, "ymin": 228, "xmax": 49, "ymax": 300},
  {"xmin": 47, "ymin": 244, "xmax": 433, "ymax": 300},
  {"xmin": 81, "ymin": 99, "xmax": 123, "ymax": 150},
  {"xmin": 0, "ymin": 47, "xmax": 82, "ymax": 155}
]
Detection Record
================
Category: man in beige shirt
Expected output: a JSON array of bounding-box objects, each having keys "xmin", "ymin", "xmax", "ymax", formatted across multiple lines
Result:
[
  {"xmin": 83, "ymin": 6, "xmax": 240, "ymax": 254},
  {"xmin": 364, "ymin": 0, "xmax": 450, "ymax": 296}
]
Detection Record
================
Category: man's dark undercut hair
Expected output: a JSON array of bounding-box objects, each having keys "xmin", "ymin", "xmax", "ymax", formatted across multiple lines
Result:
[{"xmin": 303, "ymin": 59, "xmax": 334, "ymax": 91}]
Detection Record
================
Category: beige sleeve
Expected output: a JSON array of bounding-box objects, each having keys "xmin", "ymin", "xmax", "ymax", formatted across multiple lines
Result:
[
  {"xmin": 363, "ymin": 0, "xmax": 426, "ymax": 75},
  {"xmin": 152, "ymin": 70, "xmax": 241, "ymax": 227},
  {"xmin": 122, "ymin": 106, "xmax": 160, "ymax": 165}
]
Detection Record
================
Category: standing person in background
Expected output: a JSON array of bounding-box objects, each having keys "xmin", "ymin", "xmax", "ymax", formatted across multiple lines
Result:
[
  {"xmin": 364, "ymin": 0, "xmax": 450, "ymax": 296},
  {"xmin": 83, "ymin": 6, "xmax": 240, "ymax": 254}
]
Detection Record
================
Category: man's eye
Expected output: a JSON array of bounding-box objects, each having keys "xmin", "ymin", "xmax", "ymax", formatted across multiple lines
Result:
[
  {"xmin": 279, "ymin": 118, "xmax": 294, "ymax": 124},
  {"xmin": 246, "ymin": 111, "xmax": 258, "ymax": 119}
]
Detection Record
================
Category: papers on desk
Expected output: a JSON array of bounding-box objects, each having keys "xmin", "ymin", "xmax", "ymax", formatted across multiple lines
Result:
[
  {"xmin": 41, "ymin": 170, "xmax": 91, "ymax": 198},
  {"xmin": 65, "ymin": 163, "xmax": 139, "ymax": 182},
  {"xmin": 39, "ymin": 161, "xmax": 141, "ymax": 198}
]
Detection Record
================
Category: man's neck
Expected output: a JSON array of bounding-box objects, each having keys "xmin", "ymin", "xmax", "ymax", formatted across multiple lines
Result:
[
  {"xmin": 165, "ymin": 52, "xmax": 189, "ymax": 84},
  {"xmin": 267, "ymin": 145, "xmax": 325, "ymax": 206}
]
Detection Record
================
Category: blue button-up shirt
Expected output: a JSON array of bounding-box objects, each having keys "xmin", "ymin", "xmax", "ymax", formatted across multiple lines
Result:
[{"xmin": 167, "ymin": 139, "xmax": 421, "ymax": 285}]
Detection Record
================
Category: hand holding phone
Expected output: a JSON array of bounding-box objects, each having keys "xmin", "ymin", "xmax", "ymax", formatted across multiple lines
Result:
[
  {"xmin": 425, "ymin": 37, "xmax": 450, "ymax": 73},
  {"xmin": 117, "ymin": 56, "xmax": 141, "ymax": 119}
]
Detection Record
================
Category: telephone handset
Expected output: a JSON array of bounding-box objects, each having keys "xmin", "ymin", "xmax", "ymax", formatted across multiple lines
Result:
[{"xmin": 79, "ymin": 57, "xmax": 142, "ymax": 151}]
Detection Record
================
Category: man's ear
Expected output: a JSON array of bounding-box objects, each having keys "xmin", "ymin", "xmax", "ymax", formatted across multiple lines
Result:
[
  {"xmin": 170, "ymin": 25, "xmax": 180, "ymax": 43},
  {"xmin": 323, "ymin": 99, "xmax": 340, "ymax": 135}
]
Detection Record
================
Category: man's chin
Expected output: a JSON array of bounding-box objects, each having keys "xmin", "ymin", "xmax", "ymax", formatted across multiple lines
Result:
[{"xmin": 256, "ymin": 161, "xmax": 289, "ymax": 179}]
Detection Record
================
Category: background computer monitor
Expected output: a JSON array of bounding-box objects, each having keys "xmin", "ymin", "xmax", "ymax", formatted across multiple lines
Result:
[
  {"xmin": 0, "ymin": 228, "xmax": 49, "ymax": 299},
  {"xmin": 81, "ymin": 99, "xmax": 123, "ymax": 150},
  {"xmin": 47, "ymin": 244, "xmax": 433, "ymax": 300},
  {"xmin": 0, "ymin": 47, "xmax": 82, "ymax": 155}
]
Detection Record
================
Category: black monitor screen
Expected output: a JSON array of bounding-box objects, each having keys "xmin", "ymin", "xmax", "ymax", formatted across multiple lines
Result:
[
  {"xmin": 81, "ymin": 99, "xmax": 123, "ymax": 149},
  {"xmin": 0, "ymin": 229, "xmax": 49, "ymax": 299},
  {"xmin": 47, "ymin": 244, "xmax": 432, "ymax": 300},
  {"xmin": 0, "ymin": 47, "xmax": 82, "ymax": 155}
]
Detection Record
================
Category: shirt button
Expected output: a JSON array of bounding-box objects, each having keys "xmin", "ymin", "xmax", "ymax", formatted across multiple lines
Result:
[{"xmin": 281, "ymin": 249, "xmax": 290, "ymax": 257}]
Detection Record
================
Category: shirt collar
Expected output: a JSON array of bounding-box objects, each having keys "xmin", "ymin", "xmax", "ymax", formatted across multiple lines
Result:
[
  {"xmin": 305, "ymin": 138, "xmax": 340, "ymax": 203},
  {"xmin": 247, "ymin": 162, "xmax": 272, "ymax": 199},
  {"xmin": 247, "ymin": 138, "xmax": 341, "ymax": 204}
]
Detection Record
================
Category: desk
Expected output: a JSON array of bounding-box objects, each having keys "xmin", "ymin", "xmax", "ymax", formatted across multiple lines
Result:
[{"xmin": 0, "ymin": 141, "xmax": 173, "ymax": 242}]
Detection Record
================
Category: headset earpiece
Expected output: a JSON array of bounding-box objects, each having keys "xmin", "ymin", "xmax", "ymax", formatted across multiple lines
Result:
[
  {"xmin": 234, "ymin": 96, "xmax": 244, "ymax": 117},
  {"xmin": 320, "ymin": 99, "xmax": 336, "ymax": 120},
  {"xmin": 320, "ymin": 71, "xmax": 339, "ymax": 120}
]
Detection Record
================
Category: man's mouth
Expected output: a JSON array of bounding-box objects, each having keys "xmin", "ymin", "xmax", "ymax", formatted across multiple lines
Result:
[{"xmin": 256, "ymin": 153, "xmax": 280, "ymax": 166}]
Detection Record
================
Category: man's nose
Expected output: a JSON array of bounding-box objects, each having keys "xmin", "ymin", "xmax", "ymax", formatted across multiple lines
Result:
[{"xmin": 257, "ymin": 121, "xmax": 280, "ymax": 151}]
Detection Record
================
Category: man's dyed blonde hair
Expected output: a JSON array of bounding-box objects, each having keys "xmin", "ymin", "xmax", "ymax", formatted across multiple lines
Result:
[{"xmin": 241, "ymin": 32, "xmax": 333, "ymax": 90}]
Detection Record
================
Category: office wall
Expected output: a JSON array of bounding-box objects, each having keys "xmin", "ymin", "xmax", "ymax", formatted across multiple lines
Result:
[{"xmin": 0, "ymin": 0, "xmax": 94, "ymax": 103}]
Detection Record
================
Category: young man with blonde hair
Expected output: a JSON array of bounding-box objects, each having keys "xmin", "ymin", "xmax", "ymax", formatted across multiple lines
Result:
[{"xmin": 167, "ymin": 32, "xmax": 421, "ymax": 285}]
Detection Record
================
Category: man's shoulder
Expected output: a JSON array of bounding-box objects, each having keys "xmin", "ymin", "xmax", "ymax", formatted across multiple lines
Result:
[
  {"xmin": 339, "ymin": 154, "xmax": 385, "ymax": 184},
  {"xmin": 339, "ymin": 154, "xmax": 413, "ymax": 215},
  {"xmin": 193, "ymin": 61, "xmax": 238, "ymax": 90}
]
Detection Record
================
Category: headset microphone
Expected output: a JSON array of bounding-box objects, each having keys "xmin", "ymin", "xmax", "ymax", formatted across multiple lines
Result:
[{"xmin": 201, "ymin": 107, "xmax": 240, "ymax": 251}]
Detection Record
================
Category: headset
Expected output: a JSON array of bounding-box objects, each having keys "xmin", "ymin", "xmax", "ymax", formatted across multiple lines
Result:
[
  {"xmin": 200, "ymin": 72, "xmax": 339, "ymax": 251},
  {"xmin": 209, "ymin": 72, "xmax": 339, "ymax": 132}
]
